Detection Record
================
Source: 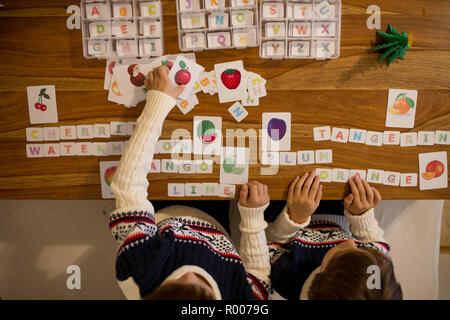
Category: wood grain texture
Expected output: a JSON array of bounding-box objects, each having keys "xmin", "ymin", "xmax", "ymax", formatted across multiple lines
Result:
[{"xmin": 0, "ymin": 0, "xmax": 449, "ymax": 200}]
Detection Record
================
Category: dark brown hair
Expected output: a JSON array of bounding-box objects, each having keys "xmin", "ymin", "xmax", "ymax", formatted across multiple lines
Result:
[
  {"xmin": 144, "ymin": 283, "xmax": 216, "ymax": 300},
  {"xmin": 308, "ymin": 248, "xmax": 403, "ymax": 300}
]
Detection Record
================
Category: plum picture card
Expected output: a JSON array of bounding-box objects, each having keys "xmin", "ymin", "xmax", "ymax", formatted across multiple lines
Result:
[{"xmin": 262, "ymin": 113, "xmax": 291, "ymax": 151}]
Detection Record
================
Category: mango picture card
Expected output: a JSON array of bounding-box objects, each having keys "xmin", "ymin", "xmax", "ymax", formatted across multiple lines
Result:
[
  {"xmin": 419, "ymin": 151, "xmax": 448, "ymax": 190},
  {"xmin": 27, "ymin": 85, "xmax": 58, "ymax": 124},
  {"xmin": 385, "ymin": 89, "xmax": 418, "ymax": 128},
  {"xmin": 99, "ymin": 161, "xmax": 120, "ymax": 199}
]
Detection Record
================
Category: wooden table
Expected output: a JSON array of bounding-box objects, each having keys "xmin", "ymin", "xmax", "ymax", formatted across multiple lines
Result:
[{"xmin": 0, "ymin": 0, "xmax": 449, "ymax": 200}]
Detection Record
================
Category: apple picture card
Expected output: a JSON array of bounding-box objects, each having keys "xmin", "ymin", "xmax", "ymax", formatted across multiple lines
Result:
[
  {"xmin": 220, "ymin": 147, "xmax": 250, "ymax": 185},
  {"xmin": 168, "ymin": 56, "xmax": 204, "ymax": 100},
  {"xmin": 214, "ymin": 60, "xmax": 248, "ymax": 103},
  {"xmin": 262, "ymin": 112, "xmax": 291, "ymax": 151},
  {"xmin": 193, "ymin": 116, "xmax": 222, "ymax": 155},
  {"xmin": 99, "ymin": 161, "xmax": 120, "ymax": 199},
  {"xmin": 27, "ymin": 85, "xmax": 58, "ymax": 124},
  {"xmin": 385, "ymin": 89, "xmax": 418, "ymax": 128},
  {"xmin": 419, "ymin": 151, "xmax": 448, "ymax": 190}
]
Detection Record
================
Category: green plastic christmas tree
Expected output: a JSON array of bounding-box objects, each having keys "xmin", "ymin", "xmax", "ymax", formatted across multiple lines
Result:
[{"xmin": 372, "ymin": 24, "xmax": 414, "ymax": 66}]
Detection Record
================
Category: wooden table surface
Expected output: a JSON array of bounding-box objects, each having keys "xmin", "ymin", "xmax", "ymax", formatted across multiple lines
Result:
[{"xmin": 0, "ymin": 0, "xmax": 449, "ymax": 200}]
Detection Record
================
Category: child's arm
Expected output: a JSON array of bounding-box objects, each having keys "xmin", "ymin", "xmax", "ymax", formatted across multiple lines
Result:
[
  {"xmin": 238, "ymin": 181, "xmax": 271, "ymax": 286},
  {"xmin": 343, "ymin": 175, "xmax": 384, "ymax": 242},
  {"xmin": 265, "ymin": 172, "xmax": 322, "ymax": 243},
  {"xmin": 109, "ymin": 66, "xmax": 183, "ymax": 247}
]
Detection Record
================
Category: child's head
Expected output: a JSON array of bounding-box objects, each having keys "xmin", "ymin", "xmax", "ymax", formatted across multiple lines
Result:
[
  {"xmin": 144, "ymin": 272, "xmax": 216, "ymax": 300},
  {"xmin": 308, "ymin": 240, "xmax": 403, "ymax": 300}
]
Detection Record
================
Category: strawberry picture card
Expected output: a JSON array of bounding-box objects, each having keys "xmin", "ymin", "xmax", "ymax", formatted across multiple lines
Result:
[
  {"xmin": 27, "ymin": 85, "xmax": 58, "ymax": 124},
  {"xmin": 214, "ymin": 60, "xmax": 248, "ymax": 103}
]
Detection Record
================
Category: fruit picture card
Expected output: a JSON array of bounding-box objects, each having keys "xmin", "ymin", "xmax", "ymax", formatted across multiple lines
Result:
[
  {"xmin": 385, "ymin": 89, "xmax": 418, "ymax": 128},
  {"xmin": 168, "ymin": 56, "xmax": 204, "ymax": 100},
  {"xmin": 193, "ymin": 116, "xmax": 222, "ymax": 155},
  {"xmin": 27, "ymin": 85, "xmax": 58, "ymax": 124},
  {"xmin": 419, "ymin": 151, "xmax": 448, "ymax": 190},
  {"xmin": 220, "ymin": 147, "xmax": 250, "ymax": 185},
  {"xmin": 99, "ymin": 161, "xmax": 120, "ymax": 199},
  {"xmin": 261, "ymin": 112, "xmax": 291, "ymax": 151},
  {"xmin": 214, "ymin": 60, "xmax": 247, "ymax": 103}
]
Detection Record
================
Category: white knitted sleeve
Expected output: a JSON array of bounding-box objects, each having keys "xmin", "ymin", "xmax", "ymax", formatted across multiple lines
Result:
[
  {"xmin": 110, "ymin": 90, "xmax": 175, "ymax": 214},
  {"xmin": 344, "ymin": 208, "xmax": 385, "ymax": 243},
  {"xmin": 265, "ymin": 205, "xmax": 311, "ymax": 244},
  {"xmin": 238, "ymin": 203, "xmax": 271, "ymax": 283}
]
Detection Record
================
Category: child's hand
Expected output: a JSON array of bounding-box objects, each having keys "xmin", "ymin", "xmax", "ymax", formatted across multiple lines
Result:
[
  {"xmin": 344, "ymin": 175, "xmax": 381, "ymax": 215},
  {"xmin": 287, "ymin": 172, "xmax": 322, "ymax": 224},
  {"xmin": 239, "ymin": 180, "xmax": 270, "ymax": 209},
  {"xmin": 144, "ymin": 66, "xmax": 184, "ymax": 99}
]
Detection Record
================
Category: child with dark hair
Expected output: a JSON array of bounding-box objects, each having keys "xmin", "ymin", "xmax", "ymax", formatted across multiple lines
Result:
[
  {"xmin": 109, "ymin": 66, "xmax": 271, "ymax": 300},
  {"xmin": 267, "ymin": 171, "xmax": 402, "ymax": 300}
]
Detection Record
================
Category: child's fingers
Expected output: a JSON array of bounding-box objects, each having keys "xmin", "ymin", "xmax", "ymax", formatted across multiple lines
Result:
[
  {"xmin": 295, "ymin": 173, "xmax": 309, "ymax": 196},
  {"xmin": 248, "ymin": 181, "xmax": 259, "ymax": 198},
  {"xmin": 239, "ymin": 184, "xmax": 249, "ymax": 204},
  {"xmin": 156, "ymin": 65, "xmax": 168, "ymax": 76},
  {"xmin": 302, "ymin": 171, "xmax": 316, "ymax": 196},
  {"xmin": 348, "ymin": 178, "xmax": 361, "ymax": 205},
  {"xmin": 308, "ymin": 175, "xmax": 321, "ymax": 199},
  {"xmin": 362, "ymin": 179, "xmax": 374, "ymax": 203},
  {"xmin": 314, "ymin": 184, "xmax": 323, "ymax": 207},
  {"xmin": 174, "ymin": 85, "xmax": 185, "ymax": 97},
  {"xmin": 344, "ymin": 193, "xmax": 353, "ymax": 208},
  {"xmin": 373, "ymin": 187, "xmax": 382, "ymax": 205},
  {"xmin": 354, "ymin": 175, "xmax": 367, "ymax": 202},
  {"xmin": 288, "ymin": 176, "xmax": 300, "ymax": 201}
]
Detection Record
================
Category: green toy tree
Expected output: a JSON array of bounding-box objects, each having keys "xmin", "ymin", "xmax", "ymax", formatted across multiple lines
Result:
[{"xmin": 372, "ymin": 24, "xmax": 414, "ymax": 66}]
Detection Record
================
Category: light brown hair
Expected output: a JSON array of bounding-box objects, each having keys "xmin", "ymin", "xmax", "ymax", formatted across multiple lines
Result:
[{"xmin": 308, "ymin": 248, "xmax": 403, "ymax": 300}]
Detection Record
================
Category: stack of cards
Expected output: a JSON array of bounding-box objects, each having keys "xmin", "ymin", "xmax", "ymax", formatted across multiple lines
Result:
[{"xmin": 104, "ymin": 53, "xmax": 199, "ymax": 108}]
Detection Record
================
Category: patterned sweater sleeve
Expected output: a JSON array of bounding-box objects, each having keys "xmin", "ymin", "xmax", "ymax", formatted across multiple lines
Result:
[{"xmin": 109, "ymin": 90, "xmax": 176, "ymax": 250}]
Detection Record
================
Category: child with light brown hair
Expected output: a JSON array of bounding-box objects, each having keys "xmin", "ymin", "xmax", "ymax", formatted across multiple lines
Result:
[{"xmin": 267, "ymin": 172, "xmax": 403, "ymax": 300}]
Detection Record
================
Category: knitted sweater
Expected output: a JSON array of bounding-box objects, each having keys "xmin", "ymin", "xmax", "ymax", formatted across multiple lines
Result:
[
  {"xmin": 109, "ymin": 90, "xmax": 271, "ymax": 300},
  {"xmin": 266, "ymin": 205, "xmax": 390, "ymax": 300}
]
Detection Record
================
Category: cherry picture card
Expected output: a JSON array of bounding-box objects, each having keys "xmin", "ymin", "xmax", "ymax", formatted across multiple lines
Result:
[
  {"xmin": 214, "ymin": 60, "xmax": 248, "ymax": 103},
  {"xmin": 419, "ymin": 151, "xmax": 448, "ymax": 190},
  {"xmin": 27, "ymin": 85, "xmax": 58, "ymax": 124},
  {"xmin": 385, "ymin": 89, "xmax": 418, "ymax": 128},
  {"xmin": 168, "ymin": 56, "xmax": 204, "ymax": 100},
  {"xmin": 261, "ymin": 112, "xmax": 291, "ymax": 151}
]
